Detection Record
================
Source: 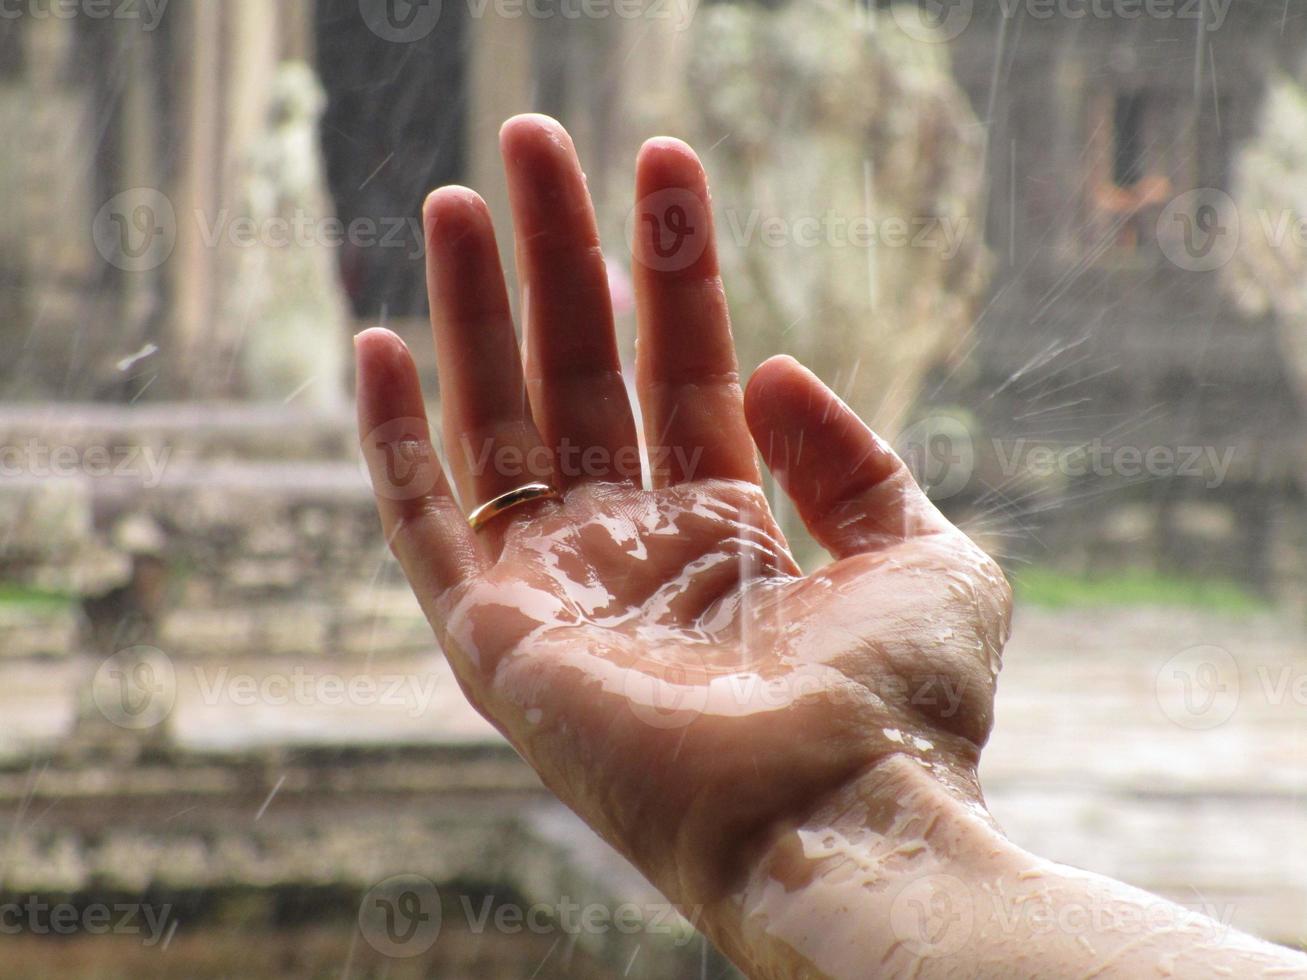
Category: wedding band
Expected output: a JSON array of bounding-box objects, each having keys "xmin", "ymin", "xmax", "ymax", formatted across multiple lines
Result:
[{"xmin": 466, "ymin": 482, "xmax": 559, "ymax": 531}]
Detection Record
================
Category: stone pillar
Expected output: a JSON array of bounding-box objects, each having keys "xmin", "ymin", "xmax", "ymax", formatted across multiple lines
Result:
[
  {"xmin": 168, "ymin": 0, "xmax": 224, "ymax": 394},
  {"xmin": 222, "ymin": 1, "xmax": 281, "ymax": 179},
  {"xmin": 21, "ymin": 16, "xmax": 91, "ymax": 320},
  {"xmin": 166, "ymin": 0, "xmax": 346, "ymax": 405},
  {"xmin": 208, "ymin": 0, "xmax": 280, "ymax": 388},
  {"xmin": 467, "ymin": 10, "xmax": 535, "ymax": 295},
  {"xmin": 279, "ymin": 0, "xmax": 317, "ymax": 62},
  {"xmin": 115, "ymin": 22, "xmax": 165, "ymax": 356},
  {"xmin": 3, "ymin": 15, "xmax": 100, "ymax": 395}
]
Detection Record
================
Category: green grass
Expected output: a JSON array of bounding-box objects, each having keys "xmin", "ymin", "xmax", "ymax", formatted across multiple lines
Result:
[
  {"xmin": 1013, "ymin": 567, "xmax": 1270, "ymax": 614},
  {"xmin": 0, "ymin": 583, "xmax": 76, "ymax": 612}
]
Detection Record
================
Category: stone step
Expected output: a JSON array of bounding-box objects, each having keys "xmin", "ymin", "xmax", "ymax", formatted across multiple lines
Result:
[
  {"xmin": 2, "ymin": 458, "xmax": 382, "ymax": 588},
  {"xmin": 0, "ymin": 402, "xmax": 360, "ymax": 466},
  {"xmin": 0, "ymin": 587, "xmax": 432, "ymax": 662},
  {"xmin": 0, "ymin": 455, "xmax": 432, "ymax": 660}
]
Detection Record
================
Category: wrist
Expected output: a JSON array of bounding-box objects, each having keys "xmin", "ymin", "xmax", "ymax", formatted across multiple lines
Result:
[
  {"xmin": 701, "ymin": 754, "xmax": 1307, "ymax": 980},
  {"xmin": 703, "ymin": 753, "xmax": 1012, "ymax": 979}
]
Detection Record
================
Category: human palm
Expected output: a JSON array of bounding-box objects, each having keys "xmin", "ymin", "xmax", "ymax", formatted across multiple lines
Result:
[{"xmin": 357, "ymin": 115, "xmax": 1010, "ymax": 913}]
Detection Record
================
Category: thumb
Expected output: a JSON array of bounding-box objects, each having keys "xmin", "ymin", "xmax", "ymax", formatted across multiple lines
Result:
[{"xmin": 743, "ymin": 356, "xmax": 952, "ymax": 558}]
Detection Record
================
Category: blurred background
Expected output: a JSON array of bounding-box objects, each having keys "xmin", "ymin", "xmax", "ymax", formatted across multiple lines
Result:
[{"xmin": 1, "ymin": 0, "xmax": 1306, "ymax": 975}]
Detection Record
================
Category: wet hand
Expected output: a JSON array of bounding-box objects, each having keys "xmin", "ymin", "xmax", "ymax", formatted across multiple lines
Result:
[{"xmin": 355, "ymin": 114, "xmax": 1011, "ymax": 917}]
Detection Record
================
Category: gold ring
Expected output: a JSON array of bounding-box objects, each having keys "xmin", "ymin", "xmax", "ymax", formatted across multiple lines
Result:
[{"xmin": 466, "ymin": 482, "xmax": 559, "ymax": 531}]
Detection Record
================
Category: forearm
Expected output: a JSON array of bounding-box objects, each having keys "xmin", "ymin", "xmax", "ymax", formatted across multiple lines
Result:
[{"xmin": 702, "ymin": 755, "xmax": 1307, "ymax": 979}]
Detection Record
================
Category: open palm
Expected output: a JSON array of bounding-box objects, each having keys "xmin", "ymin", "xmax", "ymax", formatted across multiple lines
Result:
[{"xmin": 356, "ymin": 115, "xmax": 1011, "ymax": 915}]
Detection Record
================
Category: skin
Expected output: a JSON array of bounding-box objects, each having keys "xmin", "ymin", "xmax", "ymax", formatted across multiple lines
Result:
[{"xmin": 355, "ymin": 114, "xmax": 1307, "ymax": 979}]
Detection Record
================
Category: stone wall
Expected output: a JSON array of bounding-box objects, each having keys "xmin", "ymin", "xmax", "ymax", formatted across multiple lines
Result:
[{"xmin": 0, "ymin": 404, "xmax": 429, "ymax": 663}]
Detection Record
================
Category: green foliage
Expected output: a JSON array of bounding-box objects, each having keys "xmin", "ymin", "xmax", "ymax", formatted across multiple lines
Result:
[
  {"xmin": 1014, "ymin": 567, "xmax": 1269, "ymax": 614},
  {"xmin": 0, "ymin": 583, "xmax": 75, "ymax": 611}
]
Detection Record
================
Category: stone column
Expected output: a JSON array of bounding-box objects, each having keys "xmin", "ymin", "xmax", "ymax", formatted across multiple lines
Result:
[
  {"xmin": 279, "ymin": 0, "xmax": 318, "ymax": 62},
  {"xmin": 115, "ymin": 23, "xmax": 165, "ymax": 355},
  {"xmin": 467, "ymin": 10, "xmax": 536, "ymax": 296},
  {"xmin": 168, "ymin": 0, "xmax": 224, "ymax": 394},
  {"xmin": 6, "ymin": 15, "xmax": 100, "ymax": 395}
]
